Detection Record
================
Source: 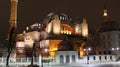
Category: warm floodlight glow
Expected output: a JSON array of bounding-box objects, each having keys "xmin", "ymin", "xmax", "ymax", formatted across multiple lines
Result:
[
  {"xmin": 103, "ymin": 10, "xmax": 108, "ymax": 16},
  {"xmin": 44, "ymin": 49, "xmax": 48, "ymax": 52}
]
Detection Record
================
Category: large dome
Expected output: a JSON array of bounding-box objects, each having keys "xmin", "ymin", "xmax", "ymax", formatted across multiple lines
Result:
[
  {"xmin": 47, "ymin": 12, "xmax": 70, "ymax": 21},
  {"xmin": 99, "ymin": 21, "xmax": 120, "ymax": 32}
]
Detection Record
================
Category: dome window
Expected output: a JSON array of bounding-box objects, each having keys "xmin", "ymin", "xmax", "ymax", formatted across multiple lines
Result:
[
  {"xmin": 63, "ymin": 17, "xmax": 65, "ymax": 20},
  {"xmin": 60, "ymin": 16, "xmax": 62, "ymax": 20}
]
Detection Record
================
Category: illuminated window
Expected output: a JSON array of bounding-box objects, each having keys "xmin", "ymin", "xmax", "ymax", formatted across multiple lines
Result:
[
  {"xmin": 60, "ymin": 16, "xmax": 62, "ymax": 20},
  {"xmin": 63, "ymin": 17, "xmax": 65, "ymax": 20}
]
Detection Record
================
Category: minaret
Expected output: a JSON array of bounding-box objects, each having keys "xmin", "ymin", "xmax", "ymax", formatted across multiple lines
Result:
[
  {"xmin": 7, "ymin": 0, "xmax": 18, "ymax": 40},
  {"xmin": 103, "ymin": 1, "xmax": 109, "ymax": 22}
]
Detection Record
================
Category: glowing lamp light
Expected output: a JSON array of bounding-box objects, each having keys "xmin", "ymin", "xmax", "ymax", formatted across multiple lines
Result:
[
  {"xmin": 104, "ymin": 10, "xmax": 108, "ymax": 16},
  {"xmin": 44, "ymin": 48, "xmax": 48, "ymax": 52},
  {"xmin": 116, "ymin": 47, "xmax": 119, "ymax": 50},
  {"xmin": 26, "ymin": 27, "xmax": 29, "ymax": 30},
  {"xmin": 104, "ymin": 13, "xmax": 107, "ymax": 16},
  {"xmin": 112, "ymin": 48, "xmax": 115, "ymax": 50},
  {"xmin": 88, "ymin": 48, "xmax": 91, "ymax": 51},
  {"xmin": 84, "ymin": 49, "xmax": 86, "ymax": 51}
]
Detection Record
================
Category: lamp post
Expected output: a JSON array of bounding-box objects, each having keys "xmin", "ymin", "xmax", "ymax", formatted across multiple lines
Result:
[
  {"xmin": 40, "ymin": 47, "xmax": 43, "ymax": 67},
  {"xmin": 84, "ymin": 47, "xmax": 91, "ymax": 64},
  {"xmin": 41, "ymin": 48, "xmax": 49, "ymax": 67},
  {"xmin": 6, "ymin": 27, "xmax": 16, "ymax": 67},
  {"xmin": 40, "ymin": 39, "xmax": 49, "ymax": 67},
  {"xmin": 112, "ymin": 47, "xmax": 119, "ymax": 55}
]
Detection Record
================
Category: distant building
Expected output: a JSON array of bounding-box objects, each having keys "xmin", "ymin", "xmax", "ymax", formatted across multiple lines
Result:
[
  {"xmin": 96, "ymin": 3, "xmax": 120, "ymax": 55},
  {"xmin": 98, "ymin": 21, "xmax": 120, "ymax": 55}
]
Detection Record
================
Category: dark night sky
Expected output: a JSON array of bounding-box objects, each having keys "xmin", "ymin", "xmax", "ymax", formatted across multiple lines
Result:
[{"xmin": 0, "ymin": 0, "xmax": 120, "ymax": 38}]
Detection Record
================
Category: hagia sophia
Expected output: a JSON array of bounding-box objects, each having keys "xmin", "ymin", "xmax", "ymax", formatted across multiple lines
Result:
[{"xmin": 15, "ymin": 12, "xmax": 89, "ymax": 59}]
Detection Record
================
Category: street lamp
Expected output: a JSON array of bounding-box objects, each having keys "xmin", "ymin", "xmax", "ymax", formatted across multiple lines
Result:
[
  {"xmin": 112, "ymin": 47, "xmax": 119, "ymax": 55},
  {"xmin": 40, "ymin": 40, "xmax": 49, "ymax": 67},
  {"xmin": 41, "ymin": 48, "xmax": 48, "ymax": 67},
  {"xmin": 84, "ymin": 47, "xmax": 91, "ymax": 64}
]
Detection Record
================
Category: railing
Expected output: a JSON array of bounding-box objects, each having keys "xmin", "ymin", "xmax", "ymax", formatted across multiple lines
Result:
[
  {"xmin": 0, "ymin": 57, "xmax": 51, "ymax": 67},
  {"xmin": 78, "ymin": 55, "xmax": 116, "ymax": 64}
]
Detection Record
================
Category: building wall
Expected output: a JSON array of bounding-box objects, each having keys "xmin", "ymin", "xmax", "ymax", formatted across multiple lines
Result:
[
  {"xmin": 100, "ymin": 31, "xmax": 120, "ymax": 54},
  {"xmin": 55, "ymin": 51, "xmax": 116, "ymax": 64},
  {"xmin": 78, "ymin": 55, "xmax": 116, "ymax": 64},
  {"xmin": 55, "ymin": 51, "xmax": 78, "ymax": 64},
  {"xmin": 49, "ymin": 40, "xmax": 62, "ymax": 59}
]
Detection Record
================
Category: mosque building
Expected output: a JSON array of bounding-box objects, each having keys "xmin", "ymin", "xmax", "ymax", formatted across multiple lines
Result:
[
  {"xmin": 15, "ymin": 12, "xmax": 89, "ymax": 59},
  {"xmin": 96, "ymin": 2, "xmax": 120, "ymax": 57}
]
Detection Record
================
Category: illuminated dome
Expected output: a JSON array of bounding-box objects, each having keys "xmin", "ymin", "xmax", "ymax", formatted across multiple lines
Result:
[
  {"xmin": 47, "ymin": 12, "xmax": 70, "ymax": 21},
  {"xmin": 99, "ymin": 21, "xmax": 120, "ymax": 32},
  {"xmin": 47, "ymin": 12, "xmax": 55, "ymax": 18}
]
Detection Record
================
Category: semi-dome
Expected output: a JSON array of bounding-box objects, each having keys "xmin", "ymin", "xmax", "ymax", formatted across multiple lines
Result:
[
  {"xmin": 25, "ymin": 23, "xmax": 45, "ymax": 32},
  {"xmin": 58, "ymin": 40, "xmax": 73, "ymax": 51},
  {"xmin": 99, "ymin": 21, "xmax": 120, "ymax": 32}
]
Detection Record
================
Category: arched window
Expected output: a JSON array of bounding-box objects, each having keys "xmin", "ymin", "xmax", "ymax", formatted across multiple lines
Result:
[
  {"xmin": 99, "ymin": 56, "xmax": 101, "ymax": 60},
  {"xmin": 72, "ymin": 55, "xmax": 75, "ymax": 63},
  {"xmin": 105, "ymin": 56, "xmax": 107, "ymax": 60},
  {"xmin": 60, "ymin": 16, "xmax": 62, "ymax": 20},
  {"xmin": 110, "ymin": 56, "xmax": 112, "ymax": 60},
  {"xmin": 60, "ymin": 55, "xmax": 64, "ymax": 63},
  {"xmin": 66, "ymin": 55, "xmax": 70, "ymax": 63},
  {"xmin": 93, "ymin": 56, "xmax": 96, "ymax": 60}
]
